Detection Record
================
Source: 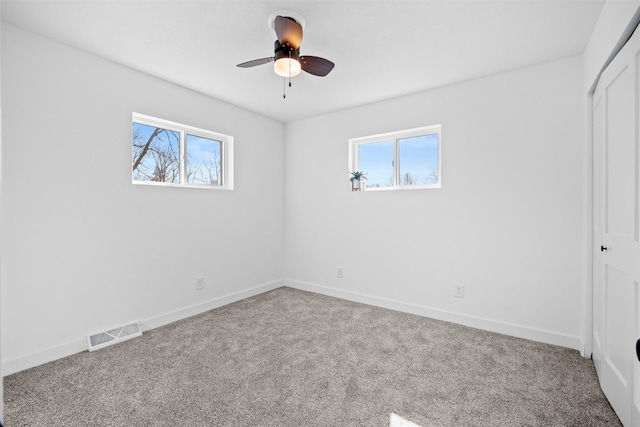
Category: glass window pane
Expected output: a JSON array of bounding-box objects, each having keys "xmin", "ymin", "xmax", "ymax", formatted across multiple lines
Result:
[
  {"xmin": 398, "ymin": 134, "xmax": 439, "ymax": 185},
  {"xmin": 358, "ymin": 141, "xmax": 394, "ymax": 188},
  {"xmin": 132, "ymin": 123, "xmax": 180, "ymax": 183},
  {"xmin": 186, "ymin": 134, "xmax": 222, "ymax": 185}
]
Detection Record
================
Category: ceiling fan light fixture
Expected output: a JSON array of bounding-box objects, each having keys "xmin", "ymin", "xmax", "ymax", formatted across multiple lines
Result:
[
  {"xmin": 274, "ymin": 57, "xmax": 301, "ymax": 77},
  {"xmin": 236, "ymin": 11, "xmax": 334, "ymax": 92}
]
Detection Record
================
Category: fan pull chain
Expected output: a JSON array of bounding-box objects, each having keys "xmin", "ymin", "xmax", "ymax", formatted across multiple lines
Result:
[
  {"xmin": 288, "ymin": 51, "xmax": 293, "ymax": 88},
  {"xmin": 283, "ymin": 51, "xmax": 293, "ymax": 98}
]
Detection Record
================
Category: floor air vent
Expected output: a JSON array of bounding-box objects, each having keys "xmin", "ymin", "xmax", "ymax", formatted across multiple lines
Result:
[{"xmin": 87, "ymin": 322, "xmax": 142, "ymax": 352}]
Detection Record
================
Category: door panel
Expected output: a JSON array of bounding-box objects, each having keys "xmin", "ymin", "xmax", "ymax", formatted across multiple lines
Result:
[
  {"xmin": 605, "ymin": 63, "xmax": 635, "ymax": 239},
  {"xmin": 604, "ymin": 265, "xmax": 632, "ymax": 386},
  {"xmin": 635, "ymin": 279, "xmax": 640, "ymax": 424},
  {"xmin": 593, "ymin": 22, "xmax": 640, "ymax": 427},
  {"xmin": 634, "ymin": 40, "xmax": 640, "ymax": 427},
  {"xmin": 593, "ymin": 85, "xmax": 603, "ymax": 376}
]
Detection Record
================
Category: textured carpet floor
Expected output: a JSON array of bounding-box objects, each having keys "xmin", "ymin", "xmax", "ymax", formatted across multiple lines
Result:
[{"xmin": 4, "ymin": 287, "xmax": 621, "ymax": 426}]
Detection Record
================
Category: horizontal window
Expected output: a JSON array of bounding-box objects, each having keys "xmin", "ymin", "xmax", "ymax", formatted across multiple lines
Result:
[
  {"xmin": 349, "ymin": 125, "xmax": 441, "ymax": 191},
  {"xmin": 132, "ymin": 113, "xmax": 233, "ymax": 189}
]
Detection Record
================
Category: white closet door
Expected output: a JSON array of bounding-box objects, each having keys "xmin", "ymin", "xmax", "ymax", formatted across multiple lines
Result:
[{"xmin": 593, "ymin": 25, "xmax": 640, "ymax": 427}]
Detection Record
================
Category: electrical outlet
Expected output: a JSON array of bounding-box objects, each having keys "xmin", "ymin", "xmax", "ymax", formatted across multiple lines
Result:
[
  {"xmin": 454, "ymin": 283, "xmax": 464, "ymax": 298},
  {"xmin": 337, "ymin": 267, "xmax": 343, "ymax": 278},
  {"xmin": 195, "ymin": 276, "xmax": 205, "ymax": 290}
]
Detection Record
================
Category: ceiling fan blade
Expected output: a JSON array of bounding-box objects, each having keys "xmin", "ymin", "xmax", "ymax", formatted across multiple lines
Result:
[
  {"xmin": 300, "ymin": 56, "xmax": 335, "ymax": 77},
  {"xmin": 237, "ymin": 57, "xmax": 274, "ymax": 68},
  {"xmin": 275, "ymin": 16, "xmax": 303, "ymax": 49}
]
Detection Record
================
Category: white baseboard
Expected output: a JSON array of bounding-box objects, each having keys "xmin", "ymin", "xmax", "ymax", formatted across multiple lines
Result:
[
  {"xmin": 2, "ymin": 339, "xmax": 88, "ymax": 377},
  {"xmin": 4, "ymin": 278, "xmax": 580, "ymax": 376},
  {"xmin": 284, "ymin": 279, "xmax": 581, "ymax": 350},
  {"xmin": 141, "ymin": 280, "xmax": 283, "ymax": 331},
  {"xmin": 2, "ymin": 280, "xmax": 283, "ymax": 376},
  {"xmin": 579, "ymin": 340, "xmax": 592, "ymax": 359}
]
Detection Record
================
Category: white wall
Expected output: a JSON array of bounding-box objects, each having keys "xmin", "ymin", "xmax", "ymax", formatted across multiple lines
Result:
[
  {"xmin": 284, "ymin": 55, "xmax": 584, "ymax": 349},
  {"xmin": 1, "ymin": 24, "xmax": 284, "ymax": 374},
  {"xmin": 0, "ymin": 6, "xmax": 606, "ymax": 378}
]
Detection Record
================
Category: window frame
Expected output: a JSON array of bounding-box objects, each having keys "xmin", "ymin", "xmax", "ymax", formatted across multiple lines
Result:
[
  {"xmin": 132, "ymin": 112, "xmax": 234, "ymax": 190},
  {"xmin": 348, "ymin": 124, "xmax": 441, "ymax": 191}
]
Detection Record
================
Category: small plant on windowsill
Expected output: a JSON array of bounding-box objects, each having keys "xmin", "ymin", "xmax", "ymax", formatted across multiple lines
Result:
[{"xmin": 349, "ymin": 171, "xmax": 367, "ymax": 191}]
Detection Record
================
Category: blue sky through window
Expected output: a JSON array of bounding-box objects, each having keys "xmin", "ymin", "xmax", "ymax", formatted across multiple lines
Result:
[
  {"xmin": 358, "ymin": 140, "xmax": 394, "ymax": 187},
  {"xmin": 132, "ymin": 124, "xmax": 223, "ymax": 185},
  {"xmin": 186, "ymin": 134, "xmax": 222, "ymax": 185},
  {"xmin": 399, "ymin": 134, "xmax": 439, "ymax": 184},
  {"xmin": 357, "ymin": 133, "xmax": 439, "ymax": 187},
  {"xmin": 132, "ymin": 123, "xmax": 180, "ymax": 183}
]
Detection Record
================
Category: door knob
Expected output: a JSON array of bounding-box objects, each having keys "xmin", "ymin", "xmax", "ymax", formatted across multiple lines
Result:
[{"xmin": 601, "ymin": 245, "xmax": 608, "ymax": 252}]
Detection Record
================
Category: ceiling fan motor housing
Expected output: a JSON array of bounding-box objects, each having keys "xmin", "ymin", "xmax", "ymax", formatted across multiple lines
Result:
[
  {"xmin": 236, "ymin": 14, "xmax": 334, "ymax": 79},
  {"xmin": 273, "ymin": 40, "xmax": 300, "ymax": 62}
]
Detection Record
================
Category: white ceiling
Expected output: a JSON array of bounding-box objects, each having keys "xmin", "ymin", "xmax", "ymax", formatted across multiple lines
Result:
[{"xmin": 1, "ymin": 0, "xmax": 604, "ymax": 123}]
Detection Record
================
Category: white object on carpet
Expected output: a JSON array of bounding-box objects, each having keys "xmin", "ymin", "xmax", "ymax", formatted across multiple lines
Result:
[{"xmin": 390, "ymin": 412, "xmax": 423, "ymax": 427}]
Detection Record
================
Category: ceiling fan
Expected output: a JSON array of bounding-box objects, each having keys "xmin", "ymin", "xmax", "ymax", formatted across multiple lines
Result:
[{"xmin": 237, "ymin": 12, "xmax": 335, "ymax": 96}]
